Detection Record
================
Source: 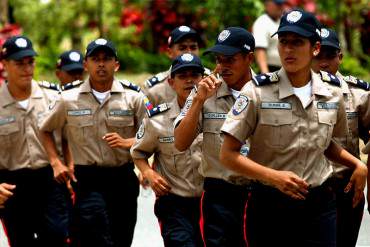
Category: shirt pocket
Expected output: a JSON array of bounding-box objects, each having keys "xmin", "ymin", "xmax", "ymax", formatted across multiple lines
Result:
[
  {"xmin": 0, "ymin": 122, "xmax": 20, "ymax": 148},
  {"xmin": 316, "ymin": 110, "xmax": 337, "ymax": 149},
  {"xmin": 66, "ymin": 116, "xmax": 94, "ymax": 145},
  {"xmin": 259, "ymin": 109, "xmax": 294, "ymax": 148},
  {"xmin": 106, "ymin": 116, "xmax": 135, "ymax": 139},
  {"xmin": 203, "ymin": 120, "xmax": 222, "ymax": 150}
]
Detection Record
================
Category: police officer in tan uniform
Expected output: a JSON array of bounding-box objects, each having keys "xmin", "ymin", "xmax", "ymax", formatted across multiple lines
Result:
[
  {"xmin": 174, "ymin": 27, "xmax": 255, "ymax": 247},
  {"xmin": 312, "ymin": 28, "xmax": 370, "ymax": 247},
  {"xmin": 0, "ymin": 35, "xmax": 64, "ymax": 247},
  {"xmin": 220, "ymin": 10, "xmax": 368, "ymax": 247},
  {"xmin": 131, "ymin": 53, "xmax": 205, "ymax": 247},
  {"xmin": 55, "ymin": 50, "xmax": 84, "ymax": 86},
  {"xmin": 40, "ymin": 38, "xmax": 146, "ymax": 247},
  {"xmin": 143, "ymin": 25, "xmax": 210, "ymax": 105}
]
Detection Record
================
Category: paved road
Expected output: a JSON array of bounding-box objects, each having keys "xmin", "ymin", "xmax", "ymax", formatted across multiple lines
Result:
[{"xmin": 132, "ymin": 186, "xmax": 370, "ymax": 247}]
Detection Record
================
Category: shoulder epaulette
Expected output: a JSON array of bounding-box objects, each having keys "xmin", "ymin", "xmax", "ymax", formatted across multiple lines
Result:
[
  {"xmin": 320, "ymin": 71, "xmax": 341, "ymax": 87},
  {"xmin": 120, "ymin": 80, "xmax": 141, "ymax": 92},
  {"xmin": 252, "ymin": 72, "xmax": 279, "ymax": 86},
  {"xmin": 343, "ymin": 75, "xmax": 370, "ymax": 91},
  {"xmin": 145, "ymin": 71, "xmax": 168, "ymax": 88},
  {"xmin": 204, "ymin": 67, "xmax": 212, "ymax": 76},
  {"xmin": 62, "ymin": 80, "xmax": 83, "ymax": 91},
  {"xmin": 147, "ymin": 103, "xmax": 170, "ymax": 118},
  {"xmin": 38, "ymin": 81, "xmax": 61, "ymax": 91}
]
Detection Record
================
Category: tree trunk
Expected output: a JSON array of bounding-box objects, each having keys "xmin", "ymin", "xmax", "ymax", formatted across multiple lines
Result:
[{"xmin": 0, "ymin": 0, "xmax": 9, "ymax": 25}]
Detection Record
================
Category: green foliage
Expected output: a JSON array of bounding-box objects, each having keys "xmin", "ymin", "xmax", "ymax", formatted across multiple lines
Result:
[{"xmin": 340, "ymin": 55, "xmax": 370, "ymax": 81}]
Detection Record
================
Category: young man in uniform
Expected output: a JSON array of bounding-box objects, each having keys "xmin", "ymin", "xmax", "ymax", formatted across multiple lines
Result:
[
  {"xmin": 55, "ymin": 50, "xmax": 84, "ymax": 86},
  {"xmin": 220, "ymin": 10, "xmax": 368, "ymax": 247},
  {"xmin": 174, "ymin": 27, "xmax": 255, "ymax": 247},
  {"xmin": 40, "ymin": 38, "xmax": 146, "ymax": 247},
  {"xmin": 143, "ymin": 25, "xmax": 210, "ymax": 105},
  {"xmin": 0, "ymin": 35, "xmax": 63, "ymax": 247},
  {"xmin": 131, "ymin": 53, "xmax": 205, "ymax": 247},
  {"xmin": 312, "ymin": 28, "xmax": 370, "ymax": 247}
]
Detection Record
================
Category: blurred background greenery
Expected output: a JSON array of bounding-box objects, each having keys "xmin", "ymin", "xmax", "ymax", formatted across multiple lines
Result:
[{"xmin": 0, "ymin": 0, "xmax": 369, "ymax": 85}]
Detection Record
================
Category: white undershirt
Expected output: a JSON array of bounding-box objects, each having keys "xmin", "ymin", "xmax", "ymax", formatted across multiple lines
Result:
[
  {"xmin": 18, "ymin": 99, "xmax": 29, "ymax": 109},
  {"xmin": 293, "ymin": 81, "xmax": 312, "ymax": 108},
  {"xmin": 92, "ymin": 89, "xmax": 110, "ymax": 104},
  {"xmin": 230, "ymin": 88, "xmax": 241, "ymax": 100}
]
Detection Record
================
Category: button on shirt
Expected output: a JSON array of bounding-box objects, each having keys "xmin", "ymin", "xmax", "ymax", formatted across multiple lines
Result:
[
  {"xmin": 174, "ymin": 80, "xmax": 250, "ymax": 185},
  {"xmin": 0, "ymin": 80, "xmax": 59, "ymax": 171},
  {"xmin": 131, "ymin": 99, "xmax": 204, "ymax": 197},
  {"xmin": 221, "ymin": 69, "xmax": 348, "ymax": 187},
  {"xmin": 40, "ymin": 78, "xmax": 146, "ymax": 167}
]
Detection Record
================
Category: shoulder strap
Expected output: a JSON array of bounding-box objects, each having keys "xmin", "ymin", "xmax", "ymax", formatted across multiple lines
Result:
[
  {"xmin": 61, "ymin": 80, "xmax": 84, "ymax": 91},
  {"xmin": 320, "ymin": 71, "xmax": 341, "ymax": 87},
  {"xmin": 343, "ymin": 75, "xmax": 370, "ymax": 91},
  {"xmin": 120, "ymin": 80, "xmax": 141, "ymax": 92},
  {"xmin": 252, "ymin": 72, "xmax": 279, "ymax": 86}
]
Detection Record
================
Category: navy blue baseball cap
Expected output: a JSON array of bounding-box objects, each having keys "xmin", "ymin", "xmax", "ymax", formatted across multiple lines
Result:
[
  {"xmin": 168, "ymin": 25, "xmax": 200, "ymax": 47},
  {"xmin": 272, "ymin": 9, "xmax": 321, "ymax": 40},
  {"xmin": 57, "ymin": 50, "xmax": 84, "ymax": 71},
  {"xmin": 170, "ymin": 53, "xmax": 204, "ymax": 77},
  {"xmin": 204, "ymin": 27, "xmax": 255, "ymax": 56},
  {"xmin": 273, "ymin": 0, "xmax": 286, "ymax": 4},
  {"xmin": 320, "ymin": 28, "xmax": 340, "ymax": 50},
  {"xmin": 86, "ymin": 38, "xmax": 117, "ymax": 58},
  {"xmin": 1, "ymin": 35, "xmax": 37, "ymax": 60}
]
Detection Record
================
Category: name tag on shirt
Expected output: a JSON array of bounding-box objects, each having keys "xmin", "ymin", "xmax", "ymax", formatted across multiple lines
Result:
[
  {"xmin": 158, "ymin": 136, "xmax": 175, "ymax": 143},
  {"xmin": 203, "ymin": 112, "xmax": 227, "ymax": 119},
  {"xmin": 317, "ymin": 102, "xmax": 338, "ymax": 110},
  {"xmin": 109, "ymin": 109, "xmax": 133, "ymax": 116},
  {"xmin": 0, "ymin": 116, "xmax": 16, "ymax": 126},
  {"xmin": 261, "ymin": 102, "xmax": 292, "ymax": 110},
  {"xmin": 67, "ymin": 109, "xmax": 92, "ymax": 116},
  {"xmin": 346, "ymin": 112, "xmax": 358, "ymax": 119}
]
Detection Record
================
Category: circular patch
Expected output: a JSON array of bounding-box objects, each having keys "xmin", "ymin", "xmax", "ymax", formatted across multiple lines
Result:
[
  {"xmin": 181, "ymin": 53, "xmax": 193, "ymax": 62},
  {"xmin": 286, "ymin": 11, "xmax": 302, "ymax": 23},
  {"xmin": 15, "ymin": 38, "xmax": 28, "ymax": 48},
  {"xmin": 178, "ymin": 26, "xmax": 191, "ymax": 32},
  {"xmin": 136, "ymin": 122, "xmax": 145, "ymax": 139},
  {"xmin": 320, "ymin": 28, "xmax": 329, "ymax": 38},
  {"xmin": 232, "ymin": 95, "xmax": 249, "ymax": 116},
  {"xmin": 95, "ymin": 38, "xmax": 107, "ymax": 45},
  {"xmin": 218, "ymin": 30, "xmax": 231, "ymax": 42},
  {"xmin": 69, "ymin": 52, "xmax": 81, "ymax": 62}
]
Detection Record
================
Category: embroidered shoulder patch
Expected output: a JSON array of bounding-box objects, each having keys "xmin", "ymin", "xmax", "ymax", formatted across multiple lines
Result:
[
  {"xmin": 343, "ymin": 75, "xmax": 370, "ymax": 91},
  {"xmin": 320, "ymin": 71, "xmax": 341, "ymax": 87},
  {"xmin": 232, "ymin": 95, "xmax": 249, "ymax": 115},
  {"xmin": 253, "ymin": 72, "xmax": 279, "ymax": 86},
  {"xmin": 120, "ymin": 80, "xmax": 141, "ymax": 92},
  {"xmin": 62, "ymin": 80, "xmax": 83, "ymax": 91},
  {"xmin": 147, "ymin": 103, "xmax": 170, "ymax": 118}
]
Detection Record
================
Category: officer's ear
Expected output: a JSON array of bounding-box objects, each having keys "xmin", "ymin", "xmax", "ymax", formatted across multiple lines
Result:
[
  {"xmin": 114, "ymin": 60, "xmax": 120, "ymax": 72},
  {"xmin": 338, "ymin": 51, "xmax": 343, "ymax": 62},
  {"xmin": 168, "ymin": 75, "xmax": 175, "ymax": 89},
  {"xmin": 312, "ymin": 41, "xmax": 321, "ymax": 57},
  {"xmin": 83, "ymin": 59, "xmax": 88, "ymax": 72}
]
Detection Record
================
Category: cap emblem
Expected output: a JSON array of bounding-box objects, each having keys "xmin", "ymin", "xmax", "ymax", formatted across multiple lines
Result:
[
  {"xmin": 15, "ymin": 38, "xmax": 28, "ymax": 48},
  {"xmin": 181, "ymin": 53, "xmax": 194, "ymax": 62},
  {"xmin": 286, "ymin": 11, "xmax": 302, "ymax": 23},
  {"xmin": 95, "ymin": 38, "xmax": 107, "ymax": 45},
  {"xmin": 178, "ymin": 26, "xmax": 191, "ymax": 32},
  {"xmin": 320, "ymin": 28, "xmax": 330, "ymax": 38},
  {"xmin": 69, "ymin": 52, "xmax": 81, "ymax": 62},
  {"xmin": 218, "ymin": 30, "xmax": 231, "ymax": 42}
]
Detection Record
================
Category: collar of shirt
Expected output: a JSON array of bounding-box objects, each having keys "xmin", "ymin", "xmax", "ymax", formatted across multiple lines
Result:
[
  {"xmin": 278, "ymin": 68, "xmax": 332, "ymax": 100},
  {"xmin": 1, "ymin": 80, "xmax": 43, "ymax": 108},
  {"xmin": 80, "ymin": 77, "xmax": 125, "ymax": 94},
  {"xmin": 216, "ymin": 80, "xmax": 233, "ymax": 98}
]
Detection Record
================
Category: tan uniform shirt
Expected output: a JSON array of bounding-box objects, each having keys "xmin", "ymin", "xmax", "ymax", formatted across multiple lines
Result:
[
  {"xmin": 41, "ymin": 78, "xmax": 146, "ymax": 167},
  {"xmin": 131, "ymin": 99, "xmax": 204, "ymax": 197},
  {"xmin": 0, "ymin": 80, "xmax": 59, "ymax": 171},
  {"xmin": 174, "ymin": 80, "xmax": 251, "ymax": 185},
  {"xmin": 221, "ymin": 69, "xmax": 348, "ymax": 187},
  {"xmin": 331, "ymin": 72, "xmax": 370, "ymax": 174}
]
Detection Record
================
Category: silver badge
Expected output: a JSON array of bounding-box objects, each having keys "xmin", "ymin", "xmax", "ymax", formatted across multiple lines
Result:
[
  {"xmin": 69, "ymin": 52, "xmax": 81, "ymax": 62},
  {"xmin": 286, "ymin": 11, "xmax": 302, "ymax": 23},
  {"xmin": 320, "ymin": 28, "xmax": 329, "ymax": 38},
  {"xmin": 232, "ymin": 95, "xmax": 249, "ymax": 115},
  {"xmin": 218, "ymin": 30, "xmax": 231, "ymax": 42},
  {"xmin": 15, "ymin": 38, "xmax": 28, "ymax": 48},
  {"xmin": 95, "ymin": 38, "xmax": 107, "ymax": 45},
  {"xmin": 136, "ymin": 122, "xmax": 145, "ymax": 139},
  {"xmin": 178, "ymin": 26, "xmax": 191, "ymax": 32},
  {"xmin": 181, "ymin": 53, "xmax": 193, "ymax": 62}
]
